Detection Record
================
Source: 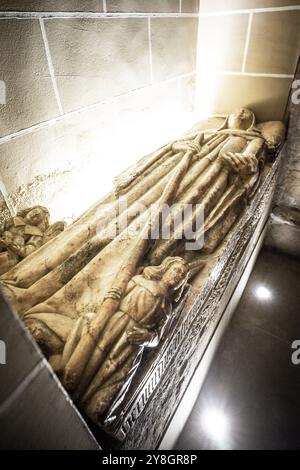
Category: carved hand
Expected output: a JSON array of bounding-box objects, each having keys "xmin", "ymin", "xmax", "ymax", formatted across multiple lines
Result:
[
  {"xmin": 172, "ymin": 141, "xmax": 201, "ymax": 155},
  {"xmin": 104, "ymin": 287, "xmax": 123, "ymax": 301},
  {"xmin": 127, "ymin": 326, "xmax": 153, "ymax": 346},
  {"xmin": 9, "ymin": 244, "xmax": 25, "ymax": 257},
  {"xmin": 221, "ymin": 152, "xmax": 258, "ymax": 177}
]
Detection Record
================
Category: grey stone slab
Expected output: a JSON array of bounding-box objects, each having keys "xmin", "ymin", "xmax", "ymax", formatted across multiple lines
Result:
[
  {"xmin": 0, "ymin": 19, "xmax": 60, "ymax": 137},
  {"xmin": 0, "ymin": 293, "xmax": 42, "ymax": 404},
  {"xmin": 151, "ymin": 18, "xmax": 198, "ymax": 82},
  {"xmin": 265, "ymin": 221, "xmax": 300, "ymax": 259},
  {"xmin": 0, "ymin": 360, "xmax": 99, "ymax": 449},
  {"xmin": 279, "ymin": 170, "xmax": 300, "ymax": 210},
  {"xmin": 182, "ymin": 0, "xmax": 199, "ymax": 13},
  {"xmin": 0, "ymin": 1, "xmax": 103, "ymax": 11},
  {"xmin": 106, "ymin": 0, "xmax": 180, "ymax": 13},
  {"xmin": 45, "ymin": 17, "xmax": 150, "ymax": 112}
]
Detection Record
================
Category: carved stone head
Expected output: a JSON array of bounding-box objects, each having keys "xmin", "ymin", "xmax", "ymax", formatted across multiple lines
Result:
[
  {"xmin": 228, "ymin": 108, "xmax": 256, "ymax": 130},
  {"xmin": 144, "ymin": 256, "xmax": 189, "ymax": 290},
  {"xmin": 24, "ymin": 206, "xmax": 50, "ymax": 227}
]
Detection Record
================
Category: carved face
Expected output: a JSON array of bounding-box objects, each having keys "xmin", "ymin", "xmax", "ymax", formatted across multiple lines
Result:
[
  {"xmin": 162, "ymin": 262, "xmax": 188, "ymax": 289},
  {"xmin": 228, "ymin": 108, "xmax": 255, "ymax": 130},
  {"xmin": 3, "ymin": 231, "xmax": 13, "ymax": 245},
  {"xmin": 25, "ymin": 208, "xmax": 45, "ymax": 226},
  {"xmin": 11, "ymin": 235, "xmax": 25, "ymax": 251}
]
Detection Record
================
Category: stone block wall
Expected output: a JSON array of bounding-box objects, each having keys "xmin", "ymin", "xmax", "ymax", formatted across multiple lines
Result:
[
  {"xmin": 0, "ymin": 0, "xmax": 299, "ymax": 226},
  {"xmin": 196, "ymin": 0, "xmax": 300, "ymax": 121},
  {"xmin": 0, "ymin": 1, "xmax": 199, "ymax": 222}
]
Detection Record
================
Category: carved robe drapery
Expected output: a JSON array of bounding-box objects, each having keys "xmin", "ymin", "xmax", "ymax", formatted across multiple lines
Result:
[{"xmin": 0, "ymin": 108, "xmax": 286, "ymax": 426}]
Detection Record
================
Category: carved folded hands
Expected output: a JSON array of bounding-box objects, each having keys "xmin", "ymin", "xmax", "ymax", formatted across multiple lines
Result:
[
  {"xmin": 221, "ymin": 152, "xmax": 258, "ymax": 177},
  {"xmin": 172, "ymin": 140, "xmax": 202, "ymax": 155}
]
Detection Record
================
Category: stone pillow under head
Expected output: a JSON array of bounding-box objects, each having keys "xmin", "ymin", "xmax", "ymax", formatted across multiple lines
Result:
[{"xmin": 257, "ymin": 121, "xmax": 286, "ymax": 151}]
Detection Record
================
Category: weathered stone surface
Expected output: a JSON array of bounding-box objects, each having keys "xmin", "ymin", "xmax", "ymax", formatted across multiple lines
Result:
[
  {"xmin": 0, "ymin": 19, "xmax": 60, "ymax": 137},
  {"xmin": 151, "ymin": 18, "xmax": 198, "ymax": 82},
  {"xmin": 107, "ymin": 0, "xmax": 180, "ymax": 12},
  {"xmin": 0, "ymin": 101, "xmax": 116, "ymax": 221},
  {"xmin": 0, "ymin": 192, "xmax": 10, "ymax": 226},
  {"xmin": 246, "ymin": 11, "xmax": 300, "ymax": 75},
  {"xmin": 182, "ymin": 0, "xmax": 199, "ymax": 13},
  {"xmin": 200, "ymin": 0, "xmax": 300, "ymax": 12},
  {"xmin": 0, "ymin": 1, "xmax": 102, "ymax": 11},
  {"xmin": 45, "ymin": 18, "xmax": 150, "ymax": 113}
]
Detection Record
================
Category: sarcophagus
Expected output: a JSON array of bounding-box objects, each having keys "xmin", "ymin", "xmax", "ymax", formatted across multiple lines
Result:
[{"xmin": 0, "ymin": 108, "xmax": 285, "ymax": 448}]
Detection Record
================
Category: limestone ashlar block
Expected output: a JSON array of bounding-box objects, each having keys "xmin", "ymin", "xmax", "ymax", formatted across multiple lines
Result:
[
  {"xmin": 116, "ymin": 78, "xmax": 191, "ymax": 161},
  {"xmin": 182, "ymin": 0, "xmax": 199, "ymax": 13},
  {"xmin": 200, "ymin": 0, "xmax": 300, "ymax": 12},
  {"xmin": 208, "ymin": 74, "xmax": 292, "ymax": 122},
  {"xmin": 0, "ymin": 101, "xmax": 116, "ymax": 221},
  {"xmin": 151, "ymin": 18, "xmax": 198, "ymax": 83},
  {"xmin": 0, "ymin": 0, "xmax": 103, "ymax": 11},
  {"xmin": 44, "ymin": 18, "xmax": 150, "ymax": 113},
  {"xmin": 0, "ymin": 19, "xmax": 60, "ymax": 137},
  {"xmin": 197, "ymin": 14, "xmax": 249, "ymax": 72},
  {"xmin": 106, "ymin": 0, "xmax": 180, "ymax": 13},
  {"xmin": 246, "ymin": 11, "xmax": 300, "ymax": 75}
]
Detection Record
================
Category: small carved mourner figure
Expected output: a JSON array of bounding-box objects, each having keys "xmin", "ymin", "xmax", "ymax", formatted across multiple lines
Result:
[
  {"xmin": 0, "ymin": 108, "xmax": 285, "ymax": 432},
  {"xmin": 23, "ymin": 256, "xmax": 189, "ymax": 421},
  {"xmin": 0, "ymin": 206, "xmax": 65, "ymax": 276}
]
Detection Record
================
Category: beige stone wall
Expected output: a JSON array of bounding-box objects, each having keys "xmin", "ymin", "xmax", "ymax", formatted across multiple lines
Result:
[
  {"xmin": 0, "ymin": 0, "xmax": 299, "ymax": 223},
  {"xmin": 0, "ymin": 1, "xmax": 199, "ymax": 221},
  {"xmin": 196, "ymin": 0, "xmax": 300, "ymax": 121}
]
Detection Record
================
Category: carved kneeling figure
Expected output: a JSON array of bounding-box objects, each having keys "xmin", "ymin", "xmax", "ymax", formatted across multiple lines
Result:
[
  {"xmin": 24, "ymin": 257, "xmax": 190, "ymax": 422},
  {"xmin": 0, "ymin": 206, "xmax": 65, "ymax": 276},
  {"xmin": 0, "ymin": 108, "xmax": 286, "ymax": 434}
]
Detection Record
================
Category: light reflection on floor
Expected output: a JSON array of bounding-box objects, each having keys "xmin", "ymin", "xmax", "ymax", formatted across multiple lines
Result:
[{"xmin": 175, "ymin": 248, "xmax": 300, "ymax": 450}]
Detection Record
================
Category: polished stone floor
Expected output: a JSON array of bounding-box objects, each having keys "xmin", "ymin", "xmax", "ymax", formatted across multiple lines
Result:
[{"xmin": 175, "ymin": 248, "xmax": 300, "ymax": 450}]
